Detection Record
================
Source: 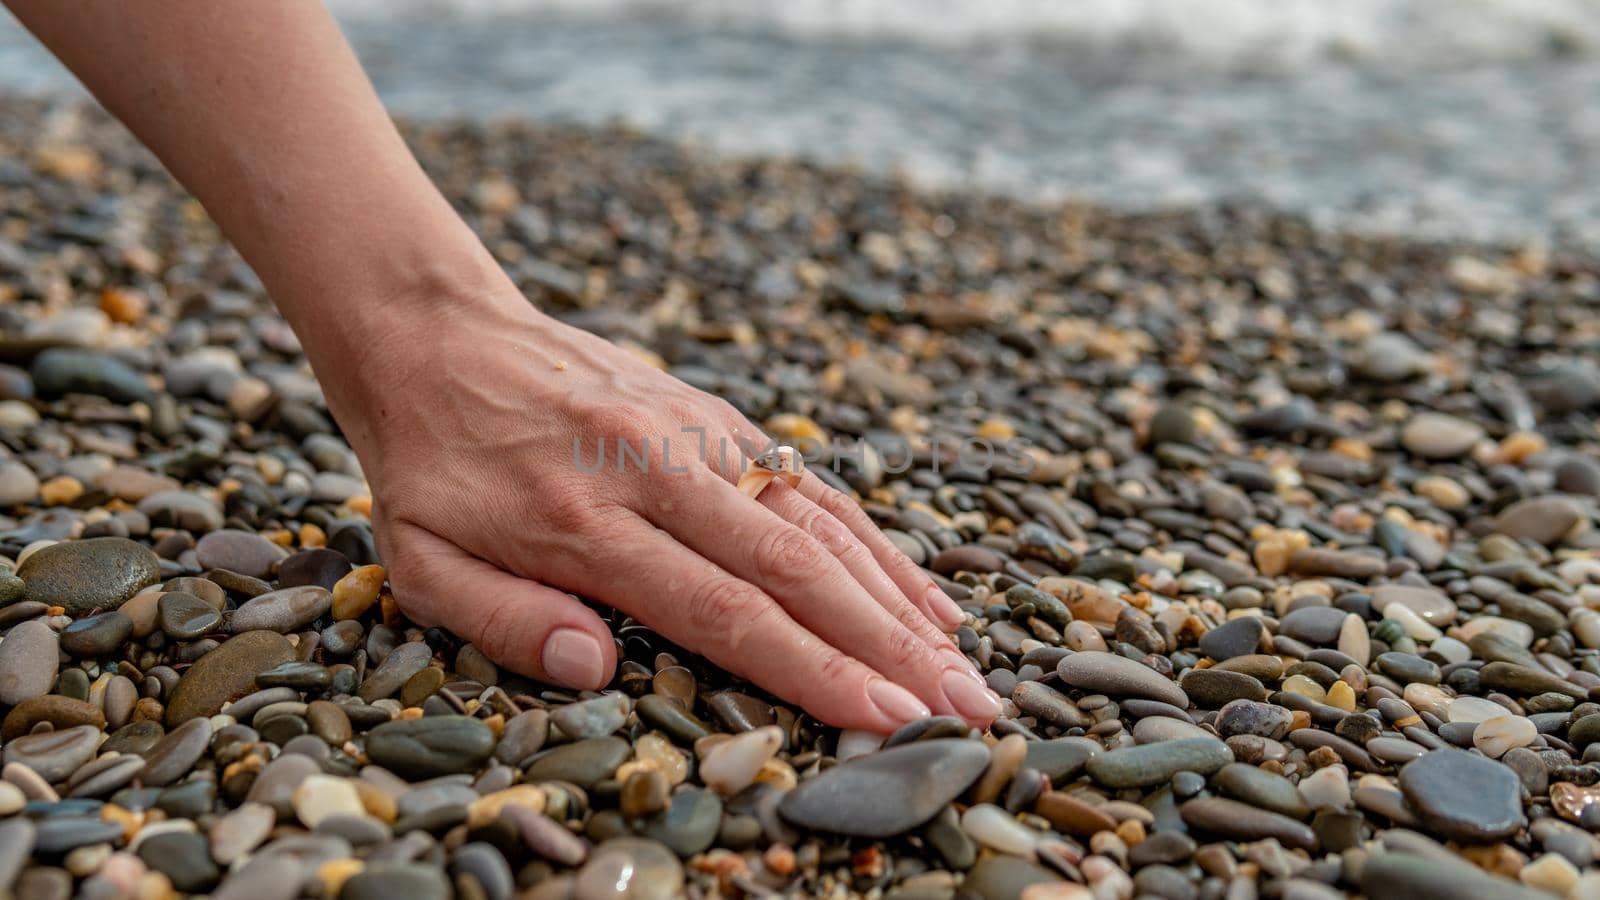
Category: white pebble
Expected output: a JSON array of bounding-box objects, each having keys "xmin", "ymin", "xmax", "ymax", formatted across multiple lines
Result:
[
  {"xmin": 1338, "ymin": 613, "xmax": 1371, "ymax": 666},
  {"xmin": 1384, "ymin": 604, "xmax": 1440, "ymax": 641},
  {"xmin": 1473, "ymin": 714, "xmax": 1537, "ymax": 759},
  {"xmin": 961, "ymin": 804, "xmax": 1041, "ymax": 856},
  {"xmin": 1453, "ymin": 616, "xmax": 1534, "ymax": 648},
  {"xmin": 1447, "ymin": 696, "xmax": 1511, "ymax": 723},
  {"xmin": 835, "ymin": 729, "xmax": 884, "ymax": 762},
  {"xmin": 1519, "ymin": 852, "xmax": 1578, "ymax": 895},
  {"xmin": 1428, "ymin": 636, "xmax": 1472, "ymax": 664},
  {"xmin": 699, "ymin": 725, "xmax": 782, "ymax": 795},
  {"xmin": 1571, "ymin": 609, "xmax": 1600, "ymax": 650},
  {"xmin": 292, "ymin": 774, "xmax": 364, "ymax": 827},
  {"xmin": 1297, "ymin": 765, "xmax": 1351, "ymax": 810}
]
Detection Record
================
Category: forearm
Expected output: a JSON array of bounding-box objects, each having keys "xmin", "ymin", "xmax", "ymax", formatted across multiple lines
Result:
[{"xmin": 3, "ymin": 1, "xmax": 519, "ymax": 406}]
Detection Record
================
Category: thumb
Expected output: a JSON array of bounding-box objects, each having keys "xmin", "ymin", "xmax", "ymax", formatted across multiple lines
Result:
[{"xmin": 385, "ymin": 524, "xmax": 617, "ymax": 691}]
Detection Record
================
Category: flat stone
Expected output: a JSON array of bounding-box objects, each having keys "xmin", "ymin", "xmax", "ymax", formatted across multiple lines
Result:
[
  {"xmin": 138, "ymin": 831, "xmax": 219, "ymax": 894},
  {"xmin": 357, "ymin": 640, "xmax": 432, "ymax": 702},
  {"xmin": 137, "ymin": 491, "xmax": 224, "ymax": 533},
  {"xmin": 573, "ymin": 838, "xmax": 683, "ymax": 900},
  {"xmin": 59, "ymin": 611, "xmax": 133, "ymax": 657},
  {"xmin": 277, "ymin": 549, "xmax": 352, "ymax": 591},
  {"xmin": 523, "ymin": 736, "xmax": 631, "ymax": 787},
  {"xmin": 339, "ymin": 863, "xmax": 450, "ymax": 900},
  {"xmin": 637, "ymin": 787, "xmax": 722, "ymax": 857},
  {"xmin": 364, "ymin": 716, "xmax": 495, "ymax": 779},
  {"xmin": 228, "ymin": 586, "xmax": 331, "ymax": 634},
  {"xmin": 1361, "ymin": 852, "xmax": 1548, "ymax": 900},
  {"xmin": 1212, "ymin": 762, "xmax": 1309, "ymax": 819},
  {"xmin": 1179, "ymin": 797, "xmax": 1316, "ymax": 850},
  {"xmin": 1034, "ymin": 790, "xmax": 1118, "ymax": 837},
  {"xmin": 1401, "ymin": 412, "xmax": 1485, "ymax": 459},
  {"xmin": 1022, "ymin": 737, "xmax": 1100, "ymax": 781},
  {"xmin": 0, "ymin": 620, "xmax": 58, "ymax": 705},
  {"xmin": 158, "ymin": 591, "xmax": 223, "ymax": 639},
  {"xmin": 1, "ymin": 695, "xmax": 103, "ymax": 740},
  {"xmin": 959, "ymin": 856, "xmax": 1061, "ymax": 900},
  {"xmin": 1198, "ymin": 617, "xmax": 1265, "ymax": 660},
  {"xmin": 1085, "ymin": 738, "xmax": 1233, "ymax": 788},
  {"xmin": 166, "ymin": 630, "xmax": 295, "ymax": 725},
  {"xmin": 1278, "ymin": 606, "xmax": 1348, "ymax": 644},
  {"xmin": 549, "ymin": 693, "xmax": 630, "ymax": 741},
  {"xmin": 1056, "ymin": 651, "xmax": 1188, "ymax": 708},
  {"xmin": 31, "ymin": 348, "xmax": 153, "ymax": 404},
  {"xmin": 17, "ymin": 537, "xmax": 160, "ymax": 614},
  {"xmin": 141, "ymin": 717, "xmax": 213, "ymax": 786},
  {"xmin": 195, "ymin": 530, "xmax": 288, "ymax": 578},
  {"xmin": 1179, "ymin": 668, "xmax": 1267, "ymax": 707},
  {"xmin": 779, "ymin": 738, "xmax": 990, "ymax": 837},
  {"xmin": 1493, "ymin": 496, "xmax": 1587, "ymax": 546},
  {"xmin": 1398, "ymin": 748, "xmax": 1526, "ymax": 842},
  {"xmin": 3, "ymin": 725, "xmax": 101, "ymax": 783},
  {"xmin": 1372, "ymin": 585, "xmax": 1457, "ymax": 625}
]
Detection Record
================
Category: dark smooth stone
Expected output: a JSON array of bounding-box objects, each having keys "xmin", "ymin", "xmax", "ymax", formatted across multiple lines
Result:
[
  {"xmin": 778, "ymin": 738, "xmax": 990, "ymax": 837},
  {"xmin": 278, "ymin": 549, "xmax": 353, "ymax": 591},
  {"xmin": 59, "ymin": 611, "xmax": 133, "ymax": 657},
  {"xmin": 157, "ymin": 591, "xmax": 222, "ymax": 640},
  {"xmin": 1198, "ymin": 617, "xmax": 1265, "ymax": 660},
  {"xmin": 137, "ymin": 831, "xmax": 219, "ymax": 893},
  {"xmin": 1085, "ymin": 738, "xmax": 1233, "ymax": 788},
  {"xmin": 1361, "ymin": 852, "xmax": 1547, "ymax": 900},
  {"xmin": 364, "ymin": 716, "xmax": 494, "ymax": 780},
  {"xmin": 522, "ymin": 736, "xmax": 630, "ymax": 787},
  {"xmin": 1397, "ymin": 748, "xmax": 1526, "ymax": 842},
  {"xmin": 637, "ymin": 787, "xmax": 723, "ymax": 857}
]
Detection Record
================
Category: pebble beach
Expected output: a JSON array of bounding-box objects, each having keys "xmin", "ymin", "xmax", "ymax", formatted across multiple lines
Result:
[{"xmin": 0, "ymin": 94, "xmax": 1599, "ymax": 899}]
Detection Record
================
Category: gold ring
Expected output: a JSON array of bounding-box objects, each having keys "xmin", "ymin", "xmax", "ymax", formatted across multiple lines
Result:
[{"xmin": 737, "ymin": 445, "xmax": 804, "ymax": 498}]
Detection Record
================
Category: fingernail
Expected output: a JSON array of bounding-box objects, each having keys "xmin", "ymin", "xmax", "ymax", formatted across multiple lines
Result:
[
  {"xmin": 927, "ymin": 587, "xmax": 965, "ymax": 629},
  {"xmin": 542, "ymin": 628, "xmax": 606, "ymax": 690},
  {"xmin": 941, "ymin": 668, "xmax": 1002, "ymax": 721},
  {"xmin": 865, "ymin": 677, "xmax": 930, "ymax": 725}
]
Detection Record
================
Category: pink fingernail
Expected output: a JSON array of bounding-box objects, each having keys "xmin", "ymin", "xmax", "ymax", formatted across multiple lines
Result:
[
  {"xmin": 941, "ymin": 668, "xmax": 1002, "ymax": 722},
  {"xmin": 865, "ymin": 677, "xmax": 930, "ymax": 725},
  {"xmin": 927, "ymin": 587, "xmax": 965, "ymax": 629},
  {"xmin": 542, "ymin": 628, "xmax": 606, "ymax": 690}
]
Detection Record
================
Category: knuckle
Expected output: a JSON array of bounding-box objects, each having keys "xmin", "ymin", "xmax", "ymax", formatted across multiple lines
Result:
[
  {"xmin": 884, "ymin": 627, "xmax": 927, "ymax": 672},
  {"xmin": 684, "ymin": 575, "xmax": 758, "ymax": 636},
  {"xmin": 754, "ymin": 526, "xmax": 821, "ymax": 583},
  {"xmin": 802, "ymin": 507, "xmax": 854, "ymax": 556},
  {"xmin": 473, "ymin": 601, "xmax": 520, "ymax": 664},
  {"xmin": 812, "ymin": 648, "xmax": 859, "ymax": 694}
]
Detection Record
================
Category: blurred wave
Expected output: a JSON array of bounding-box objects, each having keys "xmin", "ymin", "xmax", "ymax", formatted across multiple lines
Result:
[
  {"xmin": 329, "ymin": 0, "xmax": 1600, "ymax": 70},
  {"xmin": 0, "ymin": 1, "xmax": 1593, "ymax": 244}
]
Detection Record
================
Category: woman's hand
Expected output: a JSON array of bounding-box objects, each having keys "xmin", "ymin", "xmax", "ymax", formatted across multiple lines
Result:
[
  {"xmin": 0, "ymin": 0, "xmax": 998, "ymax": 732},
  {"xmin": 348, "ymin": 293, "xmax": 1000, "ymax": 732}
]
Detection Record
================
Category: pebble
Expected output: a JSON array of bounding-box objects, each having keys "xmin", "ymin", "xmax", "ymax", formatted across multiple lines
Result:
[
  {"xmin": 1085, "ymin": 739, "xmax": 1234, "ymax": 788},
  {"xmin": 15, "ymin": 537, "xmax": 159, "ymax": 614},
  {"xmin": 196, "ymin": 529, "xmax": 289, "ymax": 577},
  {"xmin": 699, "ymin": 725, "xmax": 782, "ymax": 795},
  {"xmin": 1398, "ymin": 748, "xmax": 1526, "ymax": 841},
  {"xmin": 0, "ymin": 620, "xmax": 58, "ymax": 705},
  {"xmin": 778, "ymin": 739, "xmax": 989, "ymax": 837},
  {"xmin": 165, "ymin": 629, "xmax": 295, "ymax": 725},
  {"xmin": 1056, "ymin": 652, "xmax": 1188, "ymax": 707},
  {"xmin": 228, "ymin": 586, "xmax": 332, "ymax": 633},
  {"xmin": 365, "ymin": 716, "xmax": 495, "ymax": 779}
]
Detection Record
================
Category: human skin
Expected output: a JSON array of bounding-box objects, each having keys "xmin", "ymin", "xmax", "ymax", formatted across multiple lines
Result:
[{"xmin": 5, "ymin": 1, "xmax": 1001, "ymax": 731}]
